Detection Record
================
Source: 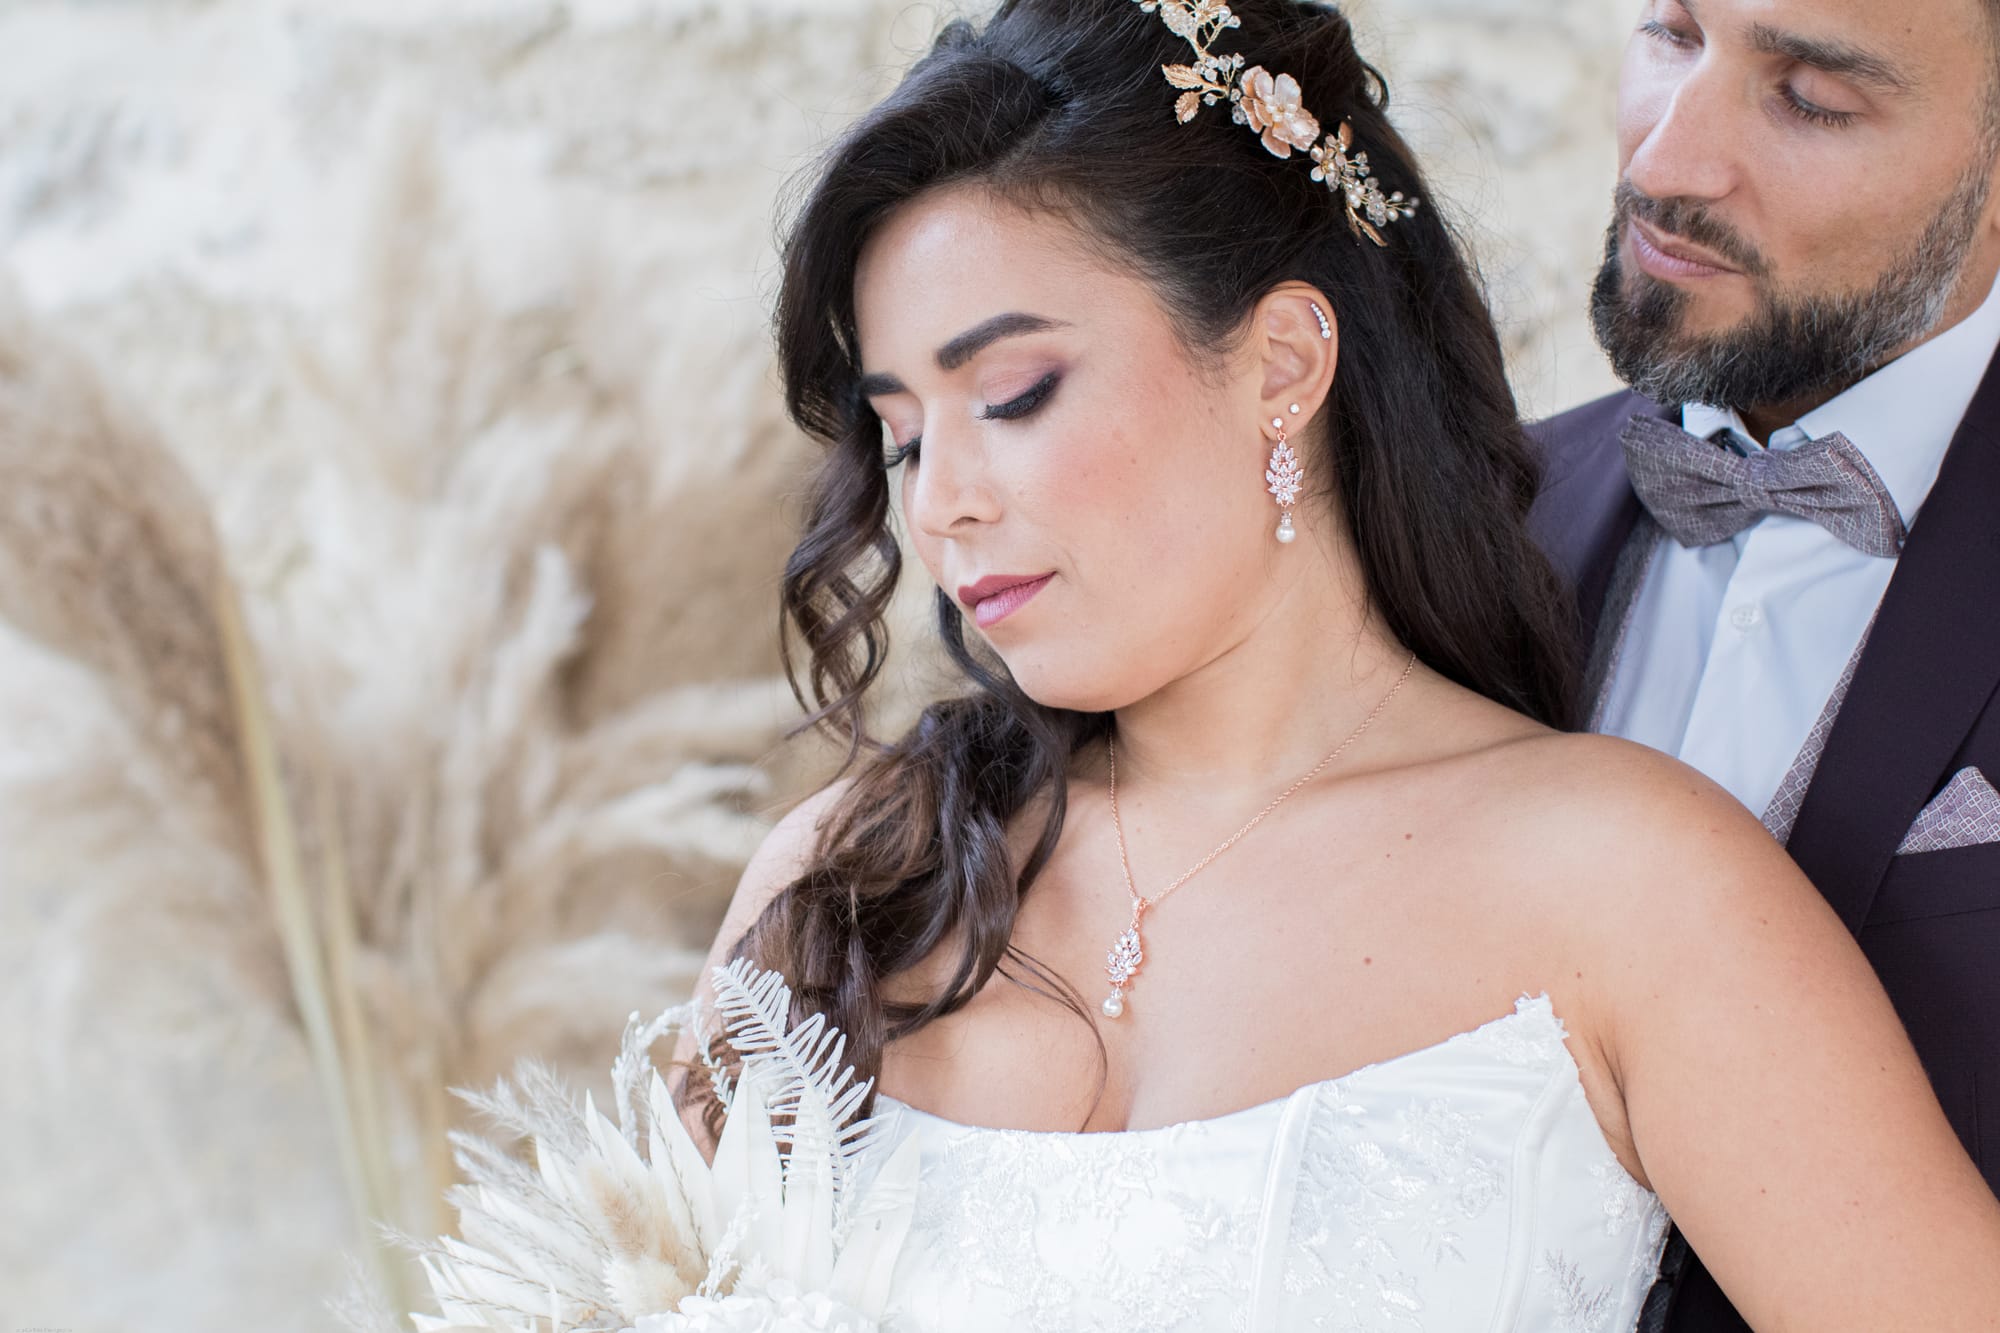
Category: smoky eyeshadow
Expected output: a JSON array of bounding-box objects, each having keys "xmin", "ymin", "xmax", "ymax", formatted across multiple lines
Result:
[{"xmin": 977, "ymin": 370, "xmax": 1061, "ymax": 421}]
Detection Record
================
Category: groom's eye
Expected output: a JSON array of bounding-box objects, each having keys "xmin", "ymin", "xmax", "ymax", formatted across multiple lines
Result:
[
  {"xmin": 1779, "ymin": 85, "xmax": 1859, "ymax": 130},
  {"xmin": 1639, "ymin": 19, "xmax": 1697, "ymax": 50}
]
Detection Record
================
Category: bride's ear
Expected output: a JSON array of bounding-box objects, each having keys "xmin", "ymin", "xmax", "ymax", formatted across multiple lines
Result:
[{"xmin": 1252, "ymin": 283, "xmax": 1338, "ymax": 427}]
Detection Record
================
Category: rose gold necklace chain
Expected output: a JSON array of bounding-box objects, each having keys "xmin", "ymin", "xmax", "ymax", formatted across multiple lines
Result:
[{"xmin": 1098, "ymin": 650, "xmax": 1417, "ymax": 1019}]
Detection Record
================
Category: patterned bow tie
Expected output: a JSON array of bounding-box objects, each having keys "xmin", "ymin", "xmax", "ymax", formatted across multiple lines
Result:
[{"xmin": 1619, "ymin": 415, "xmax": 1908, "ymax": 558}]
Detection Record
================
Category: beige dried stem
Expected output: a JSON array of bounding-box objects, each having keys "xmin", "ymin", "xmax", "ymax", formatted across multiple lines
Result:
[{"xmin": 0, "ymin": 286, "xmax": 408, "ymax": 1306}]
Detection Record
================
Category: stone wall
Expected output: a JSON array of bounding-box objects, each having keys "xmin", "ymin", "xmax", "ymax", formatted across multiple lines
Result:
[{"xmin": 1350, "ymin": 0, "xmax": 1631, "ymax": 414}]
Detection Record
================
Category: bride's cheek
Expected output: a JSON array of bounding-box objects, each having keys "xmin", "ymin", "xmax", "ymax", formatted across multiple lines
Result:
[{"xmin": 898, "ymin": 472, "xmax": 940, "ymax": 581}]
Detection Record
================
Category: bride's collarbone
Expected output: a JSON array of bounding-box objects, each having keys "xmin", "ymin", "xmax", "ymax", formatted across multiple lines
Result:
[
  {"xmin": 877, "ymin": 942, "xmax": 1627, "ymax": 1146},
  {"xmin": 878, "ymin": 789, "xmax": 1642, "ymax": 1147}
]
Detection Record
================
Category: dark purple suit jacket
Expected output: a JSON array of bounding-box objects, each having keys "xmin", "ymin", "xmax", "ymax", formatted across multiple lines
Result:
[{"xmin": 1528, "ymin": 368, "xmax": 2000, "ymax": 1332}]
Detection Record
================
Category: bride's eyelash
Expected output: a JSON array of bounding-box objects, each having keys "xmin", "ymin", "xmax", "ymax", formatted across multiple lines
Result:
[
  {"xmin": 979, "ymin": 371, "xmax": 1061, "ymax": 422},
  {"xmin": 881, "ymin": 371, "xmax": 1062, "ymax": 468}
]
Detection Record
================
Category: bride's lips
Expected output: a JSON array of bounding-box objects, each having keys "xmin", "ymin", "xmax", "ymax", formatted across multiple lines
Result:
[
  {"xmin": 1628, "ymin": 218, "xmax": 1741, "ymax": 282},
  {"xmin": 958, "ymin": 572, "xmax": 1055, "ymax": 629}
]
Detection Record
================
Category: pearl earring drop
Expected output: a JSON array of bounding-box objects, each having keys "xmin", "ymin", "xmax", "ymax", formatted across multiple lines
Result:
[{"xmin": 1266, "ymin": 418, "xmax": 1302, "ymax": 544}]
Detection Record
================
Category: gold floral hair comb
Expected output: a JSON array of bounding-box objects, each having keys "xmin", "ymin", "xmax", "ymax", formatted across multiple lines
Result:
[{"xmin": 1134, "ymin": 0, "xmax": 1419, "ymax": 245}]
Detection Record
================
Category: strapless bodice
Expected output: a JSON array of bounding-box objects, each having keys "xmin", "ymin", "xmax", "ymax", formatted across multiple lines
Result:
[{"xmin": 868, "ymin": 994, "xmax": 1670, "ymax": 1332}]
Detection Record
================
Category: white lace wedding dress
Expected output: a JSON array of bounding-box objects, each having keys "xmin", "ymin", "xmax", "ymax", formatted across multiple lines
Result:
[{"xmin": 867, "ymin": 994, "xmax": 1671, "ymax": 1332}]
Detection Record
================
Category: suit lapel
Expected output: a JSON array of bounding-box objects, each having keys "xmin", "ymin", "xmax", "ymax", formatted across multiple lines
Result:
[
  {"xmin": 1572, "ymin": 400, "xmax": 1673, "ymax": 648},
  {"xmin": 1583, "ymin": 513, "xmax": 1662, "ymax": 731},
  {"xmin": 1760, "ymin": 613, "xmax": 1877, "ymax": 845},
  {"xmin": 1787, "ymin": 349, "xmax": 2000, "ymax": 932},
  {"xmin": 1575, "ymin": 489, "xmax": 1646, "ymax": 651}
]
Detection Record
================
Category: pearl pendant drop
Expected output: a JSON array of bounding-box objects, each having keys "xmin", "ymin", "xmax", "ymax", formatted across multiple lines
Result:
[
  {"xmin": 1276, "ymin": 512, "xmax": 1297, "ymax": 543},
  {"xmin": 1103, "ymin": 922, "xmax": 1144, "ymax": 1020}
]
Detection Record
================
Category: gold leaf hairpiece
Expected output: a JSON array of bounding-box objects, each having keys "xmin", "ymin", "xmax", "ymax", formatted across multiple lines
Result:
[{"xmin": 1135, "ymin": 0, "xmax": 1420, "ymax": 245}]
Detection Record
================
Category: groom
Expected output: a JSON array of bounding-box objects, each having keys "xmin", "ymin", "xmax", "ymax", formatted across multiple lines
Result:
[{"xmin": 1532, "ymin": 1, "xmax": 2000, "ymax": 1328}]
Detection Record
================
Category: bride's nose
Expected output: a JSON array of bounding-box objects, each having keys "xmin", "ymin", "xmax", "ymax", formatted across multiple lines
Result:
[{"xmin": 906, "ymin": 422, "xmax": 1003, "ymax": 539}]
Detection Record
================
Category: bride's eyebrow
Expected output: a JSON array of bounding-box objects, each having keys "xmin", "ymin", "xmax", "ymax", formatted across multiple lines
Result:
[{"xmin": 857, "ymin": 312, "xmax": 1071, "ymax": 397}]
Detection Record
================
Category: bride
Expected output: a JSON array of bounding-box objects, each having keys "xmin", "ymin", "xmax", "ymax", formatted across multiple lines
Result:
[{"xmin": 676, "ymin": 0, "xmax": 2000, "ymax": 1328}]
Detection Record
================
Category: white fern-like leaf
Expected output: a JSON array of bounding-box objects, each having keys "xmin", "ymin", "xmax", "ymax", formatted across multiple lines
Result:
[{"xmin": 708, "ymin": 957, "xmax": 881, "ymax": 1232}]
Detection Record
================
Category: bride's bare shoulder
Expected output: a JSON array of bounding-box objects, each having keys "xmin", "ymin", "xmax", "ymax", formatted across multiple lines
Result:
[
  {"xmin": 676, "ymin": 780, "xmax": 853, "ymax": 1049},
  {"xmin": 1471, "ymin": 730, "xmax": 1807, "ymax": 914},
  {"xmin": 1483, "ymin": 729, "xmax": 1755, "ymax": 834},
  {"xmin": 722, "ymin": 778, "xmax": 857, "ymax": 934}
]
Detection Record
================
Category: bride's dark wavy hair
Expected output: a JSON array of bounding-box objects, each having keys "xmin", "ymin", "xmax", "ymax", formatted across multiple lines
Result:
[{"xmin": 726, "ymin": 0, "xmax": 1578, "ymax": 1120}]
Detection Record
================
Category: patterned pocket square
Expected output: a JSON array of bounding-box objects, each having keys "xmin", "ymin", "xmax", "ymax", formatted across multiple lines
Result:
[{"xmin": 1897, "ymin": 767, "xmax": 2000, "ymax": 855}]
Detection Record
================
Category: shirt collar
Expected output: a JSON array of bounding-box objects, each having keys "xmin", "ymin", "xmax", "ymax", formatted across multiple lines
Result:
[{"xmin": 1681, "ymin": 266, "xmax": 2000, "ymax": 528}]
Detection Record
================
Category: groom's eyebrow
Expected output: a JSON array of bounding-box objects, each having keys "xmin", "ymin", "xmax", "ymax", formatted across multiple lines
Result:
[{"xmin": 1748, "ymin": 22, "xmax": 1914, "ymax": 95}]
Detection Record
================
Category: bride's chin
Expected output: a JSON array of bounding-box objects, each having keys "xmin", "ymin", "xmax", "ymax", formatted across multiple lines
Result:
[{"xmin": 998, "ymin": 659, "xmax": 1140, "ymax": 716}]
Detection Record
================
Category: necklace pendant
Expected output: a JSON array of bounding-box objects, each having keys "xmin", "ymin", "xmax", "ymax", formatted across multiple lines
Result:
[{"xmin": 1103, "ymin": 921, "xmax": 1145, "ymax": 1019}]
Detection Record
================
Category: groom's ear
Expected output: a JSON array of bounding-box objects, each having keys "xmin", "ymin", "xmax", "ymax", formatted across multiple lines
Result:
[{"xmin": 1252, "ymin": 283, "xmax": 1338, "ymax": 426}]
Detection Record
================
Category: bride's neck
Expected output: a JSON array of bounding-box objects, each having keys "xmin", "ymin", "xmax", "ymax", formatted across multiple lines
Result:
[{"xmin": 1104, "ymin": 541, "xmax": 1409, "ymax": 794}]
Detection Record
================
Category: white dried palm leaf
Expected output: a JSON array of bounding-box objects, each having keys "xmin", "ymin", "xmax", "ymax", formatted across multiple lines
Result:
[{"xmin": 370, "ymin": 961, "xmax": 921, "ymax": 1333}]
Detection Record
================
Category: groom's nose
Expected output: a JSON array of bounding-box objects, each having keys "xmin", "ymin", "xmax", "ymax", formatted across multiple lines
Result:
[{"xmin": 1618, "ymin": 34, "xmax": 1743, "ymax": 210}]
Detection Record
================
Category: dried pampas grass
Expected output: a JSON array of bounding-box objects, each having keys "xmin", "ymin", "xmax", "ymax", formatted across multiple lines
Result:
[
  {"xmin": 0, "ymin": 293, "xmax": 249, "ymax": 864},
  {"xmin": 0, "ymin": 115, "xmax": 828, "ymax": 1323}
]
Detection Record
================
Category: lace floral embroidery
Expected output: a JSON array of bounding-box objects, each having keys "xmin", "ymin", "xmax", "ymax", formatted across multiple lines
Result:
[
  {"xmin": 1538, "ymin": 1250, "xmax": 1620, "ymax": 1333},
  {"xmin": 1590, "ymin": 1156, "xmax": 1665, "ymax": 1241},
  {"xmin": 1280, "ymin": 1080, "xmax": 1505, "ymax": 1328},
  {"xmin": 1452, "ymin": 993, "xmax": 1570, "ymax": 1067},
  {"xmin": 1582, "ymin": 1105, "xmax": 1672, "ymax": 1294},
  {"xmin": 889, "ymin": 1117, "xmax": 1263, "ymax": 1333}
]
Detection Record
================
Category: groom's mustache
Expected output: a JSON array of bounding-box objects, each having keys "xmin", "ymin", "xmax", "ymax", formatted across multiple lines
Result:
[{"xmin": 1614, "ymin": 181, "xmax": 1772, "ymax": 280}]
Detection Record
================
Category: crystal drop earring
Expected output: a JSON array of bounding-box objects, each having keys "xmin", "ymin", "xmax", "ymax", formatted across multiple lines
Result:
[{"xmin": 1265, "ymin": 418, "xmax": 1302, "ymax": 544}]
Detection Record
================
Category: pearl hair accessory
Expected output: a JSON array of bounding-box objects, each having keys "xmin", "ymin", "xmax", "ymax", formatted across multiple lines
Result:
[
  {"xmin": 1135, "ymin": 1, "xmax": 1419, "ymax": 245},
  {"xmin": 1266, "ymin": 418, "xmax": 1303, "ymax": 543}
]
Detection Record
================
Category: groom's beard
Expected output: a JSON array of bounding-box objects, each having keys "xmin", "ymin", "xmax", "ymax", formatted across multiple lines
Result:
[{"xmin": 1589, "ymin": 174, "xmax": 1989, "ymax": 414}]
